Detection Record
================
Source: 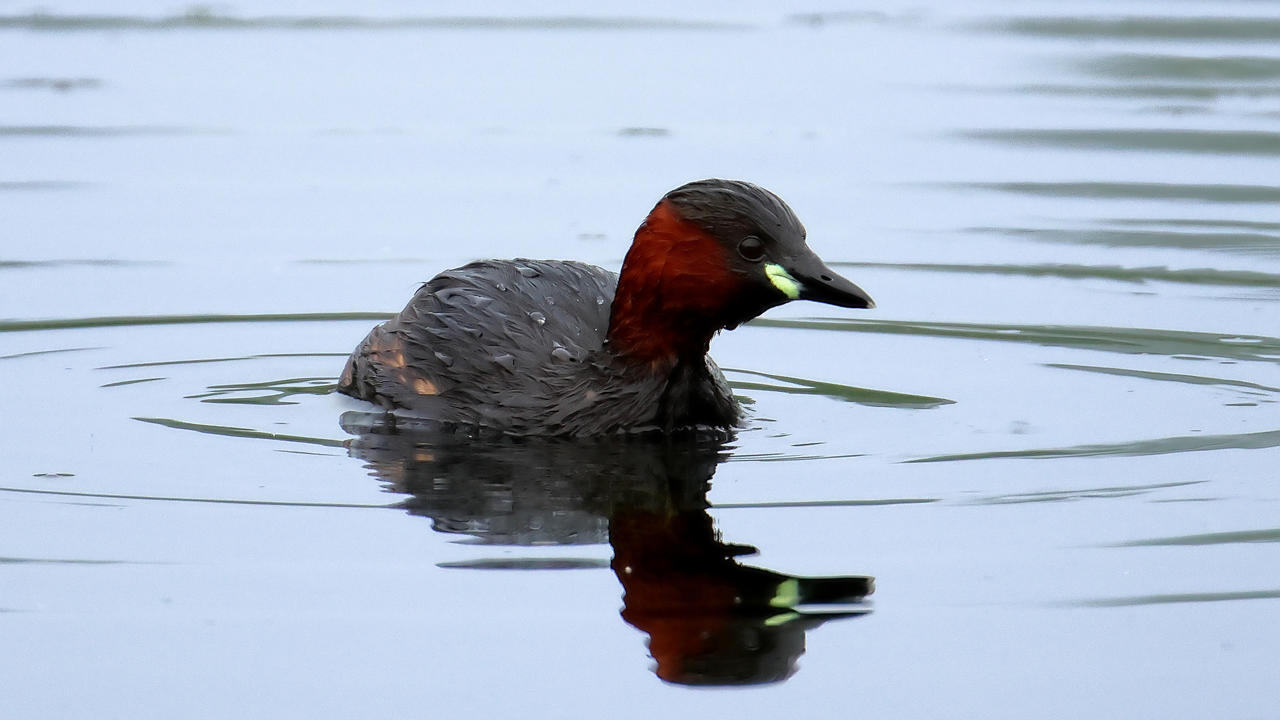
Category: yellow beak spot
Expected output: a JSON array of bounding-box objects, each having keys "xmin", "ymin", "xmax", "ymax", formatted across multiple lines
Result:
[{"xmin": 765, "ymin": 263, "xmax": 801, "ymax": 300}]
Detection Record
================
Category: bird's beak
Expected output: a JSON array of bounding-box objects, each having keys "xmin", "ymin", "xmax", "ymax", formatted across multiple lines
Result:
[{"xmin": 766, "ymin": 250, "xmax": 874, "ymax": 309}]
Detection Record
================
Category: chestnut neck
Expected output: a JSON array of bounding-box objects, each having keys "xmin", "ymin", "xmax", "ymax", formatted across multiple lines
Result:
[{"xmin": 606, "ymin": 201, "xmax": 740, "ymax": 366}]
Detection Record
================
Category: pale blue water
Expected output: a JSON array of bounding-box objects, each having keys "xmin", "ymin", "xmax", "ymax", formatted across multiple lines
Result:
[{"xmin": 2, "ymin": 2, "xmax": 1278, "ymax": 718}]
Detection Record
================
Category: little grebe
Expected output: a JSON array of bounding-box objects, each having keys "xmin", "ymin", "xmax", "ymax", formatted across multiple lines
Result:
[{"xmin": 338, "ymin": 179, "xmax": 873, "ymax": 436}]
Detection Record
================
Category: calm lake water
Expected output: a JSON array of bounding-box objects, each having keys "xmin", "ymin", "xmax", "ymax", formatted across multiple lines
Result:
[{"xmin": 3, "ymin": 1, "xmax": 1278, "ymax": 717}]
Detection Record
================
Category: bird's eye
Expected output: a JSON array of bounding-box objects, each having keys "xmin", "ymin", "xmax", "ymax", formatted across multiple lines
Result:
[{"xmin": 738, "ymin": 236, "xmax": 765, "ymax": 262}]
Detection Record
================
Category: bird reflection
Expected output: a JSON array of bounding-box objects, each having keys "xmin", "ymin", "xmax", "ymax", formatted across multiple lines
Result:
[{"xmin": 341, "ymin": 412, "xmax": 874, "ymax": 686}]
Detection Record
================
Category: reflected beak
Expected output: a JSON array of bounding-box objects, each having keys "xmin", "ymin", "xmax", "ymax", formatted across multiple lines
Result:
[{"xmin": 770, "ymin": 250, "xmax": 875, "ymax": 309}]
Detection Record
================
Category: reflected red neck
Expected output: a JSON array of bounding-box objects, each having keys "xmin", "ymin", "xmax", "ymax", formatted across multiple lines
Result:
[{"xmin": 607, "ymin": 201, "xmax": 739, "ymax": 365}]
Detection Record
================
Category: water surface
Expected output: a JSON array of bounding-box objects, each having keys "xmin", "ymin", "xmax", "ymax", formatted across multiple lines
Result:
[{"xmin": 2, "ymin": 1, "xmax": 1277, "ymax": 718}]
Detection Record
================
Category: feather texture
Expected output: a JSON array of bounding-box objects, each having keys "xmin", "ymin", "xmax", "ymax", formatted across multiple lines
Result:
[{"xmin": 338, "ymin": 259, "xmax": 740, "ymax": 436}]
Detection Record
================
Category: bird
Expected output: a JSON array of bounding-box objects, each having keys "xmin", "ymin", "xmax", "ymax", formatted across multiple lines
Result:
[{"xmin": 337, "ymin": 179, "xmax": 873, "ymax": 436}]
